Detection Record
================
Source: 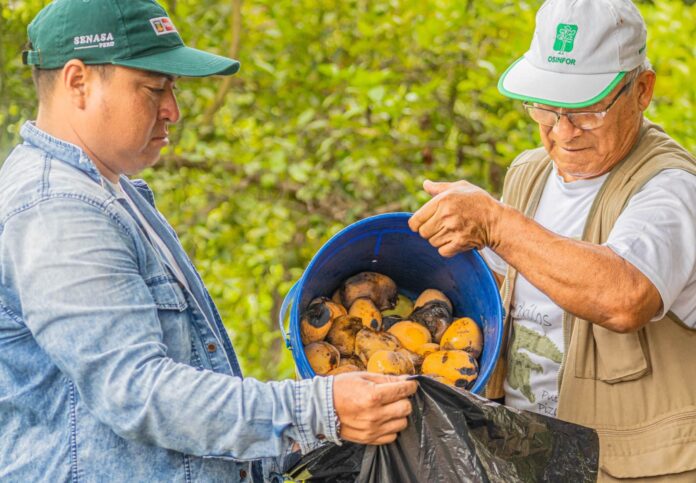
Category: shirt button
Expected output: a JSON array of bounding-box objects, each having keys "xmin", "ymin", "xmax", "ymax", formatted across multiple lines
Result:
[
  {"xmin": 207, "ymin": 343, "xmax": 217, "ymax": 353},
  {"xmin": 239, "ymin": 469, "xmax": 247, "ymax": 479}
]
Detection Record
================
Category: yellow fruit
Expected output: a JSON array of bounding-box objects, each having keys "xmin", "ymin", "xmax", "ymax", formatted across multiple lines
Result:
[
  {"xmin": 423, "ymin": 374, "xmax": 454, "ymax": 386},
  {"xmin": 349, "ymin": 297, "xmax": 382, "ymax": 331},
  {"xmin": 354, "ymin": 328, "xmax": 401, "ymax": 366},
  {"xmin": 414, "ymin": 289, "xmax": 452, "ymax": 312},
  {"xmin": 325, "ymin": 315, "xmax": 363, "ymax": 356},
  {"xmin": 387, "ymin": 321, "xmax": 432, "ymax": 353},
  {"xmin": 337, "ymin": 272, "xmax": 398, "ymax": 311},
  {"xmin": 304, "ymin": 341, "xmax": 341, "ymax": 375},
  {"xmin": 416, "ymin": 342, "xmax": 441, "ymax": 357},
  {"xmin": 421, "ymin": 350, "xmax": 478, "ymax": 389},
  {"xmin": 382, "ymin": 294, "xmax": 414, "ymax": 318},
  {"xmin": 440, "ymin": 317, "xmax": 483, "ymax": 357},
  {"xmin": 327, "ymin": 364, "xmax": 361, "ymax": 375},
  {"xmin": 366, "ymin": 350, "xmax": 415, "ymax": 375}
]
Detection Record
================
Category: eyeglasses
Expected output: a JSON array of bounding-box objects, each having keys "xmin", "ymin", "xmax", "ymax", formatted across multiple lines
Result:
[{"xmin": 523, "ymin": 79, "xmax": 634, "ymax": 130}]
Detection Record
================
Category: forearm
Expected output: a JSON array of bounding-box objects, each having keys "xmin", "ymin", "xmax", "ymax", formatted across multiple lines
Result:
[
  {"xmin": 490, "ymin": 203, "xmax": 661, "ymax": 332},
  {"xmin": 82, "ymin": 360, "xmax": 336, "ymax": 459}
]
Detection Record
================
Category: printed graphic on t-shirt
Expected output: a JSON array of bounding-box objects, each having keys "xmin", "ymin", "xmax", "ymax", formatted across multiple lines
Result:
[{"xmin": 507, "ymin": 324, "xmax": 563, "ymax": 405}]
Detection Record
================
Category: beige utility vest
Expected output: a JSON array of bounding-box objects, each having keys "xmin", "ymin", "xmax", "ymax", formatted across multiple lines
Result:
[{"xmin": 484, "ymin": 120, "xmax": 696, "ymax": 479}]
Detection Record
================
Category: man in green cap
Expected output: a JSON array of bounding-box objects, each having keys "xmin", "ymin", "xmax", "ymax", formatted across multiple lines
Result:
[
  {"xmin": 0, "ymin": 1, "xmax": 416, "ymax": 481},
  {"xmin": 411, "ymin": 0, "xmax": 696, "ymax": 480}
]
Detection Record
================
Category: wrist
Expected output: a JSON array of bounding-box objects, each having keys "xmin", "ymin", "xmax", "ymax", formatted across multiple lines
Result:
[
  {"xmin": 486, "ymin": 198, "xmax": 507, "ymax": 251},
  {"xmin": 327, "ymin": 375, "xmax": 343, "ymax": 443}
]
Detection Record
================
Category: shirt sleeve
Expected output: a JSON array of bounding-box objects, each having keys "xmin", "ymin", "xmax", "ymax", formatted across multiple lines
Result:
[
  {"xmin": 4, "ymin": 196, "xmax": 339, "ymax": 460},
  {"xmin": 480, "ymin": 247, "xmax": 508, "ymax": 276},
  {"xmin": 604, "ymin": 169, "xmax": 696, "ymax": 324}
]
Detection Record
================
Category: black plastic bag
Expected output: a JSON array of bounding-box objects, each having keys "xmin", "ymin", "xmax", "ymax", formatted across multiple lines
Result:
[{"xmin": 285, "ymin": 376, "xmax": 598, "ymax": 482}]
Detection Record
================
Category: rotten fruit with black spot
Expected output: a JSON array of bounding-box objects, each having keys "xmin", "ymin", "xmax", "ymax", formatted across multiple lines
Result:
[
  {"xmin": 440, "ymin": 317, "xmax": 483, "ymax": 357},
  {"xmin": 354, "ymin": 328, "xmax": 401, "ymax": 366},
  {"xmin": 304, "ymin": 341, "xmax": 341, "ymax": 375},
  {"xmin": 336, "ymin": 272, "xmax": 398, "ymax": 311},
  {"xmin": 349, "ymin": 297, "xmax": 382, "ymax": 331},
  {"xmin": 300, "ymin": 297, "xmax": 347, "ymax": 345},
  {"xmin": 325, "ymin": 315, "xmax": 363, "ymax": 356},
  {"xmin": 366, "ymin": 349, "xmax": 415, "ymax": 375},
  {"xmin": 421, "ymin": 350, "xmax": 479, "ymax": 389},
  {"xmin": 409, "ymin": 300, "xmax": 452, "ymax": 344}
]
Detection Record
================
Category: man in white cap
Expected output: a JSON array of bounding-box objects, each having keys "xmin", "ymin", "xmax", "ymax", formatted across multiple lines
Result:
[
  {"xmin": 410, "ymin": 0, "xmax": 696, "ymax": 480},
  {"xmin": 0, "ymin": 1, "xmax": 416, "ymax": 481}
]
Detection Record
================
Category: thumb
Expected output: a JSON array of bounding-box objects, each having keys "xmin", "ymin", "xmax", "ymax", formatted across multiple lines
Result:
[{"xmin": 423, "ymin": 179, "xmax": 452, "ymax": 197}]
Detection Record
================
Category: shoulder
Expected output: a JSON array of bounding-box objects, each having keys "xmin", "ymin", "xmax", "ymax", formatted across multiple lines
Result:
[
  {"xmin": 634, "ymin": 168, "xmax": 696, "ymax": 205},
  {"xmin": 636, "ymin": 119, "xmax": 696, "ymax": 167},
  {"xmin": 0, "ymin": 144, "xmax": 118, "ymax": 223}
]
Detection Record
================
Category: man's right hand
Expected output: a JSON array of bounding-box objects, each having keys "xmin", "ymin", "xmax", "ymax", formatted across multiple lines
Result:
[{"xmin": 332, "ymin": 372, "xmax": 418, "ymax": 445}]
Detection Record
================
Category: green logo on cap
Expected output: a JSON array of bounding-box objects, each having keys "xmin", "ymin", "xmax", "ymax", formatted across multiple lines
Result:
[{"xmin": 554, "ymin": 24, "xmax": 578, "ymax": 53}]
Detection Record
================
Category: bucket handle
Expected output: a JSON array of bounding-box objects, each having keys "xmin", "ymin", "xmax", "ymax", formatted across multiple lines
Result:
[{"xmin": 278, "ymin": 281, "xmax": 299, "ymax": 350}]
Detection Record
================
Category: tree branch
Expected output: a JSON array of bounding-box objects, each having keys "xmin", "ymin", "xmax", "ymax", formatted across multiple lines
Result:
[{"xmin": 201, "ymin": 0, "xmax": 243, "ymax": 128}]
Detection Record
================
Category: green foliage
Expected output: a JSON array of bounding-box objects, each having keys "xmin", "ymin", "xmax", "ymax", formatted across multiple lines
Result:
[{"xmin": 1, "ymin": 0, "xmax": 694, "ymax": 380}]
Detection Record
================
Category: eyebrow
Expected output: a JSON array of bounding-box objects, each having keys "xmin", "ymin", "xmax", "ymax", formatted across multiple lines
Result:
[{"xmin": 141, "ymin": 71, "xmax": 177, "ymax": 82}]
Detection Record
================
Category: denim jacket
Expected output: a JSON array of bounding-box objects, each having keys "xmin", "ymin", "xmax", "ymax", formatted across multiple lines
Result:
[{"xmin": 0, "ymin": 122, "xmax": 338, "ymax": 482}]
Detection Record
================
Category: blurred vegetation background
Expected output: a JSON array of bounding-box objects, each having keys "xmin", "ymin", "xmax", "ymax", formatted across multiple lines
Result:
[{"xmin": 1, "ymin": 0, "xmax": 694, "ymax": 380}]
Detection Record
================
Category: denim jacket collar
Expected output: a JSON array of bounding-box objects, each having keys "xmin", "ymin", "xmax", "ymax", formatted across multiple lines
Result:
[{"xmin": 20, "ymin": 121, "xmax": 102, "ymax": 184}]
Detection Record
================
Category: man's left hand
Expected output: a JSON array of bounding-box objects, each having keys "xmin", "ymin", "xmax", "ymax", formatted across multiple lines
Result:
[{"xmin": 408, "ymin": 179, "xmax": 501, "ymax": 257}]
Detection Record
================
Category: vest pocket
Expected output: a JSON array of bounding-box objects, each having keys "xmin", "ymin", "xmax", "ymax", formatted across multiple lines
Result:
[{"xmin": 574, "ymin": 321, "xmax": 650, "ymax": 383}]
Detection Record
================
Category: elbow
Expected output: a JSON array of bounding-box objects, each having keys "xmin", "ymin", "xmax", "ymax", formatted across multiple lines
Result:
[
  {"xmin": 597, "ymin": 269, "xmax": 662, "ymax": 333},
  {"xmin": 600, "ymin": 295, "xmax": 660, "ymax": 334},
  {"xmin": 602, "ymin": 315, "xmax": 646, "ymax": 333}
]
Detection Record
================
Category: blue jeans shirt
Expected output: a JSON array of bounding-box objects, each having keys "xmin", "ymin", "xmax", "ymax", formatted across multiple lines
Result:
[{"xmin": 0, "ymin": 122, "xmax": 338, "ymax": 482}]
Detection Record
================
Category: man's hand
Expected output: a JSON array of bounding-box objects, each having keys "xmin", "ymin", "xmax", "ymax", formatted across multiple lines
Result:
[
  {"xmin": 332, "ymin": 372, "xmax": 417, "ymax": 445},
  {"xmin": 408, "ymin": 179, "xmax": 501, "ymax": 257}
]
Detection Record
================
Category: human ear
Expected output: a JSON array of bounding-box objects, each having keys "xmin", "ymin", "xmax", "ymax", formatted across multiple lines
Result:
[
  {"xmin": 634, "ymin": 70, "xmax": 656, "ymax": 112},
  {"xmin": 62, "ymin": 59, "xmax": 89, "ymax": 109}
]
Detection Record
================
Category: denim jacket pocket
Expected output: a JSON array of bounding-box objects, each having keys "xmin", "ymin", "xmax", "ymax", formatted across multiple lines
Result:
[
  {"xmin": 145, "ymin": 275, "xmax": 189, "ymax": 312},
  {"xmin": 145, "ymin": 275, "xmax": 192, "ymax": 363}
]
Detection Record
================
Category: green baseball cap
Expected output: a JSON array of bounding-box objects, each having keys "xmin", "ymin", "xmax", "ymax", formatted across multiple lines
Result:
[{"xmin": 23, "ymin": 0, "xmax": 240, "ymax": 77}]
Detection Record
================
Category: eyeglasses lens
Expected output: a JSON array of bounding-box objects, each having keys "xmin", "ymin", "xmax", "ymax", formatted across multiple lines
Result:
[{"xmin": 525, "ymin": 106, "xmax": 603, "ymax": 130}]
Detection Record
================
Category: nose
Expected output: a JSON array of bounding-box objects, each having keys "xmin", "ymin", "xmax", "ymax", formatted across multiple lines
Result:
[
  {"xmin": 159, "ymin": 85, "xmax": 181, "ymax": 124},
  {"xmin": 551, "ymin": 113, "xmax": 582, "ymax": 140}
]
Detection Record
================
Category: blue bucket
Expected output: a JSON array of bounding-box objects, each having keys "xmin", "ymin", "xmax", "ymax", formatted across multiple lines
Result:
[{"xmin": 279, "ymin": 212, "xmax": 503, "ymax": 394}]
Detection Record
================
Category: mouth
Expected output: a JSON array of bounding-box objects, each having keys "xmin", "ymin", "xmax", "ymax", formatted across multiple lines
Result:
[
  {"xmin": 559, "ymin": 146, "xmax": 587, "ymax": 153},
  {"xmin": 151, "ymin": 134, "xmax": 169, "ymax": 144}
]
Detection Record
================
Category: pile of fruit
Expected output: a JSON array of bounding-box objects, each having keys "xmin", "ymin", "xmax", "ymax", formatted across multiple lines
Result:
[{"xmin": 301, "ymin": 271, "xmax": 483, "ymax": 389}]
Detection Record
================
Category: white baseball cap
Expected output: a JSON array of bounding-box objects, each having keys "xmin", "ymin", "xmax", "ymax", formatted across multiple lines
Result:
[{"xmin": 498, "ymin": 0, "xmax": 647, "ymax": 108}]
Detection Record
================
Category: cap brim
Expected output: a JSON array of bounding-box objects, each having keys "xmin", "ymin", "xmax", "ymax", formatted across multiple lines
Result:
[
  {"xmin": 498, "ymin": 56, "xmax": 625, "ymax": 108},
  {"xmin": 112, "ymin": 45, "xmax": 240, "ymax": 77}
]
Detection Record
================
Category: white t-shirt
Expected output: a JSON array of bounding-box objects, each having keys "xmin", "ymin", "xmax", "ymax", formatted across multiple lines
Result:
[{"xmin": 482, "ymin": 166, "xmax": 696, "ymax": 417}]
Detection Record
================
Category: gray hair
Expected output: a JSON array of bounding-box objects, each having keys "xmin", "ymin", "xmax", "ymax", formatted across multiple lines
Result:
[{"xmin": 624, "ymin": 59, "xmax": 654, "ymax": 83}]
